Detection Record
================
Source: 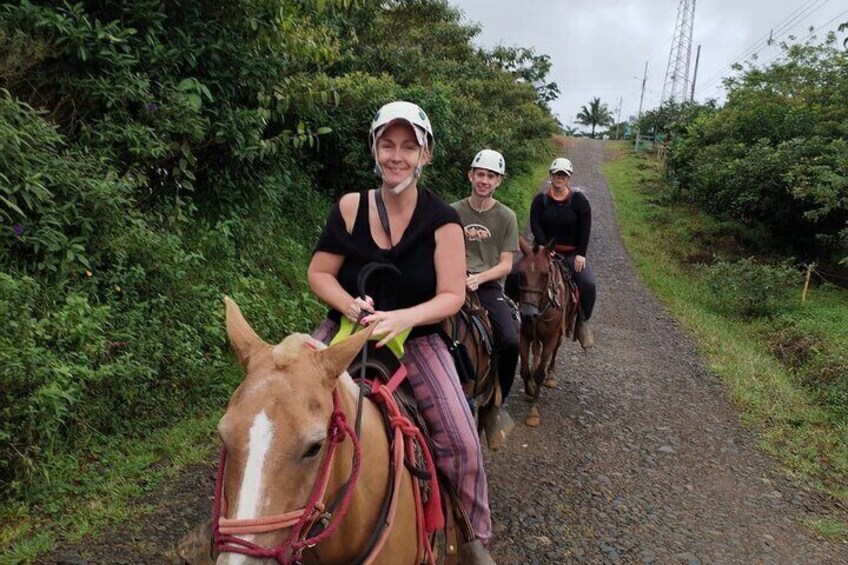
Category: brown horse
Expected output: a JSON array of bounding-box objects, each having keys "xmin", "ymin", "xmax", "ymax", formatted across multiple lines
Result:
[
  {"xmin": 440, "ymin": 292, "xmax": 514, "ymax": 450},
  {"xmin": 516, "ymin": 238, "xmax": 571, "ymax": 427},
  {"xmin": 208, "ymin": 297, "xmax": 430, "ymax": 565}
]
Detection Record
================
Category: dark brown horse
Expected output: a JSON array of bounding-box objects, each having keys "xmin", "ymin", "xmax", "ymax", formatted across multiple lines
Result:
[
  {"xmin": 516, "ymin": 238, "xmax": 571, "ymax": 427},
  {"xmin": 441, "ymin": 292, "xmax": 514, "ymax": 450}
]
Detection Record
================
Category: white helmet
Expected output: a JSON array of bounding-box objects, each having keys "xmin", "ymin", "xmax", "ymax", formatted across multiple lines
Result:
[
  {"xmin": 549, "ymin": 158, "xmax": 574, "ymax": 175},
  {"xmin": 470, "ymin": 149, "xmax": 506, "ymax": 175},
  {"xmin": 369, "ymin": 101, "xmax": 434, "ymax": 150}
]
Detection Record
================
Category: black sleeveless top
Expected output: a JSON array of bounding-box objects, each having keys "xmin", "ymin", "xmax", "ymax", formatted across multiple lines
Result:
[{"xmin": 314, "ymin": 188, "xmax": 461, "ymax": 337}]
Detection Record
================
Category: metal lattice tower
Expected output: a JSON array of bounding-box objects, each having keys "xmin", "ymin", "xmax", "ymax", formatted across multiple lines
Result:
[{"xmin": 662, "ymin": 0, "xmax": 696, "ymax": 105}]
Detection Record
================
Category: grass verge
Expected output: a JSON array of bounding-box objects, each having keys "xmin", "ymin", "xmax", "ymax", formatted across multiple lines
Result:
[
  {"xmin": 602, "ymin": 142, "xmax": 848, "ymax": 532},
  {"xmin": 1, "ymin": 415, "xmax": 220, "ymax": 564}
]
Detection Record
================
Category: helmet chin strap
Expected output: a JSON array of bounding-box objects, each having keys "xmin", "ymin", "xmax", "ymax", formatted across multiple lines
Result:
[{"xmin": 376, "ymin": 146, "xmax": 426, "ymax": 195}]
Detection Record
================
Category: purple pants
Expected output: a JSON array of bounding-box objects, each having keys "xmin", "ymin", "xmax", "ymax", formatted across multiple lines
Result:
[{"xmin": 313, "ymin": 319, "xmax": 492, "ymax": 543}]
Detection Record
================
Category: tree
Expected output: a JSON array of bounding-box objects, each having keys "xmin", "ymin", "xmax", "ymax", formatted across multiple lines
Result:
[
  {"xmin": 575, "ymin": 97, "xmax": 613, "ymax": 138},
  {"xmin": 487, "ymin": 46, "xmax": 561, "ymax": 109}
]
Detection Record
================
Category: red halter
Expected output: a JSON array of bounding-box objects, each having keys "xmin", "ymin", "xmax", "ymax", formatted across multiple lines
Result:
[{"xmin": 212, "ymin": 389, "xmax": 361, "ymax": 564}]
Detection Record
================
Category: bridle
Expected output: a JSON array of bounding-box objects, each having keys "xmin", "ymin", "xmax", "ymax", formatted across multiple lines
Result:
[
  {"xmin": 212, "ymin": 389, "xmax": 361, "ymax": 564},
  {"xmin": 518, "ymin": 253, "xmax": 563, "ymax": 322}
]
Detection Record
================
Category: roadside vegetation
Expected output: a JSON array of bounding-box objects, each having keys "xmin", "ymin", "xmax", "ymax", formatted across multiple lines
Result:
[
  {"xmin": 601, "ymin": 22, "xmax": 847, "ymax": 533},
  {"xmin": 605, "ymin": 146, "xmax": 847, "ymax": 527},
  {"xmin": 0, "ymin": 1, "xmax": 558, "ymax": 561}
]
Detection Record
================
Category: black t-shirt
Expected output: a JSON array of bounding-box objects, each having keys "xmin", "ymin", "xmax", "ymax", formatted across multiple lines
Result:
[
  {"xmin": 529, "ymin": 190, "xmax": 592, "ymax": 256},
  {"xmin": 314, "ymin": 188, "xmax": 461, "ymax": 336}
]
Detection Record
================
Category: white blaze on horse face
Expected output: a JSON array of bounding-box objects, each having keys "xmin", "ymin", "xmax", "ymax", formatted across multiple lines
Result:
[{"xmin": 239, "ymin": 410, "xmax": 274, "ymax": 519}]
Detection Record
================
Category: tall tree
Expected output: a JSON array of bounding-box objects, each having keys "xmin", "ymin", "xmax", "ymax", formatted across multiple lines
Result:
[{"xmin": 575, "ymin": 97, "xmax": 613, "ymax": 138}]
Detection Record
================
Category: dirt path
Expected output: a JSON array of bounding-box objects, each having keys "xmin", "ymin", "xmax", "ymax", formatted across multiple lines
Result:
[{"xmin": 50, "ymin": 139, "xmax": 847, "ymax": 564}]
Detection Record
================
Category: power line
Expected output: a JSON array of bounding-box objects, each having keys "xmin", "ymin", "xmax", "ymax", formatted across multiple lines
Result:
[
  {"xmin": 694, "ymin": 0, "xmax": 835, "ymax": 98},
  {"xmin": 694, "ymin": 0, "xmax": 829, "ymax": 93}
]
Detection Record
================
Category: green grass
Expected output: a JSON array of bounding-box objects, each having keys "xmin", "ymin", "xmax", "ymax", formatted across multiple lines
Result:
[
  {"xmin": 603, "ymin": 142, "xmax": 848, "ymax": 513},
  {"xmin": 0, "ymin": 414, "xmax": 220, "ymax": 564}
]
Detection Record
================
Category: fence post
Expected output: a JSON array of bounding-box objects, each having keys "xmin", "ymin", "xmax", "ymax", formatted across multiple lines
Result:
[{"xmin": 800, "ymin": 263, "xmax": 814, "ymax": 305}]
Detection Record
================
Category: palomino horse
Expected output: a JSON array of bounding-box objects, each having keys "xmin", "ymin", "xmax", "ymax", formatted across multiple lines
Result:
[
  {"xmin": 441, "ymin": 292, "xmax": 514, "ymax": 451},
  {"xmin": 516, "ymin": 238, "xmax": 571, "ymax": 427},
  {"xmin": 207, "ymin": 297, "xmax": 440, "ymax": 565}
]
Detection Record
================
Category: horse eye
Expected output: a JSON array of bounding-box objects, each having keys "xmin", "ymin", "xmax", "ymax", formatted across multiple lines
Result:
[{"xmin": 303, "ymin": 441, "xmax": 323, "ymax": 459}]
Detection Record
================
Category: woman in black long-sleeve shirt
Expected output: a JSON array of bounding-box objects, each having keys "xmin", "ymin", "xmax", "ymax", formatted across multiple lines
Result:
[{"xmin": 529, "ymin": 157, "xmax": 596, "ymax": 349}]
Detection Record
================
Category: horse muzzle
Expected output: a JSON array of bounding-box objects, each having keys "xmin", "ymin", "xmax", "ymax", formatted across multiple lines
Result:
[{"xmin": 520, "ymin": 304, "xmax": 539, "ymax": 322}]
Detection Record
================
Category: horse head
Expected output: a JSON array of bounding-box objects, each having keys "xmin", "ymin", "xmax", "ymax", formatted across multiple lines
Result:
[
  {"xmin": 517, "ymin": 237, "xmax": 556, "ymax": 322},
  {"xmin": 215, "ymin": 297, "xmax": 372, "ymax": 564}
]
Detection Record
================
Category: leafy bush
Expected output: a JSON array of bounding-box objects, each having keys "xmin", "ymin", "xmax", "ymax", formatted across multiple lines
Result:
[
  {"xmin": 0, "ymin": 0, "xmax": 559, "ymax": 510},
  {"xmin": 701, "ymin": 257, "xmax": 801, "ymax": 319},
  {"xmin": 666, "ymin": 33, "xmax": 848, "ymax": 267}
]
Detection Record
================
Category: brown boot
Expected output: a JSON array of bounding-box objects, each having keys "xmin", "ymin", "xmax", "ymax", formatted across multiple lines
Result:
[
  {"xmin": 575, "ymin": 319, "xmax": 594, "ymax": 349},
  {"xmin": 458, "ymin": 539, "xmax": 497, "ymax": 565},
  {"xmin": 176, "ymin": 519, "xmax": 217, "ymax": 565}
]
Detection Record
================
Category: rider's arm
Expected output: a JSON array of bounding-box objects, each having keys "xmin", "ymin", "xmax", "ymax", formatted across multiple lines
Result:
[
  {"xmin": 308, "ymin": 251, "xmax": 353, "ymax": 313},
  {"xmin": 469, "ymin": 250, "xmax": 515, "ymax": 285},
  {"xmin": 530, "ymin": 193, "xmax": 547, "ymax": 245},
  {"xmin": 406, "ymin": 222, "xmax": 466, "ymax": 323},
  {"xmin": 576, "ymin": 192, "xmax": 592, "ymax": 257},
  {"xmin": 308, "ymin": 193, "xmax": 369, "ymax": 319}
]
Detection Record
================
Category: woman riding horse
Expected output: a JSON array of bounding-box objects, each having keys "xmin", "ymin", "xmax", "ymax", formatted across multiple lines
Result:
[
  {"xmin": 308, "ymin": 101, "xmax": 495, "ymax": 564},
  {"xmin": 529, "ymin": 157, "xmax": 597, "ymax": 351}
]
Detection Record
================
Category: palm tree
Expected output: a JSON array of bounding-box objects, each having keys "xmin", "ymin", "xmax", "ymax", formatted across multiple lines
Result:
[{"xmin": 575, "ymin": 97, "xmax": 613, "ymax": 139}]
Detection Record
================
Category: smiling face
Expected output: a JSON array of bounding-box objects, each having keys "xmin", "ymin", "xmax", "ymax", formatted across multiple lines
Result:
[
  {"xmin": 375, "ymin": 122, "xmax": 429, "ymax": 187},
  {"xmin": 550, "ymin": 171, "xmax": 570, "ymax": 191},
  {"xmin": 468, "ymin": 167, "xmax": 503, "ymax": 199}
]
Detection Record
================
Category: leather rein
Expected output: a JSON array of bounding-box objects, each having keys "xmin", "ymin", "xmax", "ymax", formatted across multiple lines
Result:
[
  {"xmin": 518, "ymin": 254, "xmax": 565, "ymax": 321},
  {"xmin": 212, "ymin": 389, "xmax": 361, "ymax": 564},
  {"xmin": 212, "ymin": 349, "xmax": 440, "ymax": 564}
]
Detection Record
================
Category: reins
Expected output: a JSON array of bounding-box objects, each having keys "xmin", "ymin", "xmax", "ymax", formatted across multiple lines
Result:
[{"xmin": 212, "ymin": 389, "xmax": 361, "ymax": 564}]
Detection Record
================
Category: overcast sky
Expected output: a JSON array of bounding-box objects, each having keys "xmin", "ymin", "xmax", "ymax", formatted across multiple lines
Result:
[{"xmin": 449, "ymin": 0, "xmax": 848, "ymax": 129}]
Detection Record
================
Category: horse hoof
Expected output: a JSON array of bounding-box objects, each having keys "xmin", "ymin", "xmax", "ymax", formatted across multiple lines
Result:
[
  {"xmin": 525, "ymin": 416, "xmax": 541, "ymax": 427},
  {"xmin": 543, "ymin": 377, "xmax": 557, "ymax": 389},
  {"xmin": 485, "ymin": 409, "xmax": 515, "ymax": 451}
]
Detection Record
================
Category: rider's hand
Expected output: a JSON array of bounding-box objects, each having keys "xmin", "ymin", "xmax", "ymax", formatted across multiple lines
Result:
[
  {"xmin": 574, "ymin": 255, "xmax": 586, "ymax": 273},
  {"xmin": 360, "ymin": 309, "xmax": 415, "ymax": 348},
  {"xmin": 466, "ymin": 273, "xmax": 482, "ymax": 292},
  {"xmin": 345, "ymin": 296, "xmax": 374, "ymax": 323}
]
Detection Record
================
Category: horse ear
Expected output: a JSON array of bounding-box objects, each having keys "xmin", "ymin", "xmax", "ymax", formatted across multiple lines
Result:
[
  {"xmin": 519, "ymin": 236, "xmax": 532, "ymax": 256},
  {"xmin": 314, "ymin": 326, "xmax": 375, "ymax": 387},
  {"xmin": 224, "ymin": 296, "xmax": 268, "ymax": 368}
]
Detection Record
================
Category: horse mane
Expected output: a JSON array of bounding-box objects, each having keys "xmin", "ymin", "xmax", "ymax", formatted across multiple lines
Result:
[{"xmin": 270, "ymin": 333, "xmax": 325, "ymax": 372}]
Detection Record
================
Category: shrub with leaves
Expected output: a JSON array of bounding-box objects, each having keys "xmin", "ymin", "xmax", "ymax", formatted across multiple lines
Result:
[{"xmin": 701, "ymin": 257, "xmax": 801, "ymax": 319}]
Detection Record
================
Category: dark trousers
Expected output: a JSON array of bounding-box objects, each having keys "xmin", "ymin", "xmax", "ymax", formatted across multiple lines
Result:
[
  {"xmin": 559, "ymin": 255, "xmax": 596, "ymax": 320},
  {"xmin": 476, "ymin": 282, "xmax": 520, "ymax": 400}
]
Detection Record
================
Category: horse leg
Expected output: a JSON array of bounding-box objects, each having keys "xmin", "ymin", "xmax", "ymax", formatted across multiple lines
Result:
[
  {"xmin": 481, "ymin": 401, "xmax": 515, "ymax": 452},
  {"xmin": 525, "ymin": 367, "xmax": 544, "ymax": 427},
  {"xmin": 543, "ymin": 327, "xmax": 564, "ymax": 389},
  {"xmin": 519, "ymin": 334, "xmax": 534, "ymax": 398}
]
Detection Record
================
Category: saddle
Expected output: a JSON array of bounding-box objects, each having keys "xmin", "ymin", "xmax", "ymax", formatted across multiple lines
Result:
[
  {"xmin": 441, "ymin": 291, "xmax": 494, "ymax": 385},
  {"xmin": 552, "ymin": 256, "xmax": 581, "ymax": 340},
  {"xmin": 346, "ymin": 342, "xmax": 476, "ymax": 564}
]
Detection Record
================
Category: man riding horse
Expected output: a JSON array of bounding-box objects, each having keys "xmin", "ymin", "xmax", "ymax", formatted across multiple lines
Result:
[{"xmin": 450, "ymin": 150, "xmax": 520, "ymax": 405}]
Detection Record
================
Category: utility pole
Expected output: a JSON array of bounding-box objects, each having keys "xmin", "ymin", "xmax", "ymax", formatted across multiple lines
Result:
[
  {"xmin": 690, "ymin": 44, "xmax": 701, "ymax": 102},
  {"xmin": 635, "ymin": 60, "xmax": 648, "ymax": 151},
  {"xmin": 615, "ymin": 96, "xmax": 622, "ymax": 139}
]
